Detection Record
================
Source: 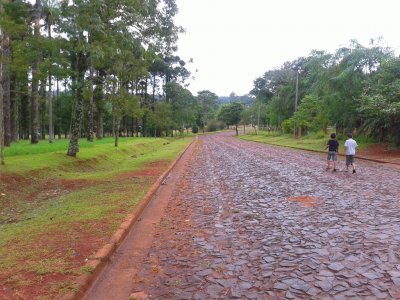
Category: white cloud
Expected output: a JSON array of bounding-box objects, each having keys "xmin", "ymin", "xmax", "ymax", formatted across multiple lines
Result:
[{"xmin": 175, "ymin": 0, "xmax": 400, "ymax": 96}]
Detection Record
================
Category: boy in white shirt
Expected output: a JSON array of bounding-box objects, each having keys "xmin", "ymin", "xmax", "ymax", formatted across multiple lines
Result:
[{"xmin": 344, "ymin": 133, "xmax": 358, "ymax": 173}]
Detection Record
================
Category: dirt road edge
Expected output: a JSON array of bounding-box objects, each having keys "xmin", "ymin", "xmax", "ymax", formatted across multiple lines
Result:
[{"xmin": 61, "ymin": 138, "xmax": 195, "ymax": 300}]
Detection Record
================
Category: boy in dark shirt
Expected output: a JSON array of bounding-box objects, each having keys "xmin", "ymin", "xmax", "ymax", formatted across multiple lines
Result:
[{"xmin": 325, "ymin": 133, "xmax": 339, "ymax": 171}]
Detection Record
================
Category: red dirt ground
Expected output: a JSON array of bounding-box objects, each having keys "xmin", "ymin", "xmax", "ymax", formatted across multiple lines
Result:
[
  {"xmin": 0, "ymin": 161, "xmax": 169, "ymax": 300},
  {"xmin": 358, "ymin": 143, "xmax": 400, "ymax": 164},
  {"xmin": 84, "ymin": 142, "xmax": 199, "ymax": 299},
  {"xmin": 288, "ymin": 196, "xmax": 319, "ymax": 207}
]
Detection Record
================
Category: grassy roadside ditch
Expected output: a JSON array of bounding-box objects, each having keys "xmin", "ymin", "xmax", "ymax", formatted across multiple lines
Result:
[{"xmin": 0, "ymin": 136, "xmax": 192, "ymax": 299}]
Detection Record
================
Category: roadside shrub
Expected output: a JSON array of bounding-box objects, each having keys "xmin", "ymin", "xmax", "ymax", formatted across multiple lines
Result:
[
  {"xmin": 315, "ymin": 131, "xmax": 326, "ymax": 139},
  {"xmin": 205, "ymin": 120, "xmax": 226, "ymax": 132},
  {"xmin": 336, "ymin": 132, "xmax": 346, "ymax": 141},
  {"xmin": 216, "ymin": 121, "xmax": 226, "ymax": 130},
  {"xmin": 206, "ymin": 120, "xmax": 218, "ymax": 132},
  {"xmin": 192, "ymin": 126, "xmax": 199, "ymax": 134},
  {"xmin": 281, "ymin": 119, "xmax": 293, "ymax": 134}
]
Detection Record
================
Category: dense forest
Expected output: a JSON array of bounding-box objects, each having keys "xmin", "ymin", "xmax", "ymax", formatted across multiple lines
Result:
[
  {"xmin": 0, "ymin": 0, "xmax": 221, "ymax": 163},
  {"xmin": 249, "ymin": 39, "xmax": 400, "ymax": 144}
]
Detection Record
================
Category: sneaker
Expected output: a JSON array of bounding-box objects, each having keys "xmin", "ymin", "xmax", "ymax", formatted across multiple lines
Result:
[{"xmin": 352, "ymin": 169, "xmax": 356, "ymax": 173}]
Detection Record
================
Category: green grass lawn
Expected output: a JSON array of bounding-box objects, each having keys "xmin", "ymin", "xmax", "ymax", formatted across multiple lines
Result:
[
  {"xmin": 239, "ymin": 130, "xmax": 374, "ymax": 154},
  {"xmin": 0, "ymin": 136, "xmax": 192, "ymax": 299}
]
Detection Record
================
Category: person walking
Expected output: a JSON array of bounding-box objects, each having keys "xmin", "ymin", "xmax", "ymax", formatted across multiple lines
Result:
[
  {"xmin": 325, "ymin": 133, "xmax": 339, "ymax": 171},
  {"xmin": 344, "ymin": 133, "xmax": 358, "ymax": 173}
]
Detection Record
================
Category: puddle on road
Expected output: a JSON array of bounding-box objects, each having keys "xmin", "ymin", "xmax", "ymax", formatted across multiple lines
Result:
[{"xmin": 288, "ymin": 196, "xmax": 319, "ymax": 207}]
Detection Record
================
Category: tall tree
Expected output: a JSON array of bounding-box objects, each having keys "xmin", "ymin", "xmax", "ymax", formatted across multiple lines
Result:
[
  {"xmin": 86, "ymin": 43, "xmax": 94, "ymax": 141},
  {"xmin": 1, "ymin": 29, "xmax": 10, "ymax": 147},
  {"xmin": 67, "ymin": 38, "xmax": 86, "ymax": 157},
  {"xmin": 0, "ymin": 0, "xmax": 11, "ymax": 147},
  {"xmin": 43, "ymin": 0, "xmax": 60, "ymax": 143},
  {"xmin": 358, "ymin": 57, "xmax": 400, "ymax": 143},
  {"xmin": 218, "ymin": 102, "xmax": 244, "ymax": 136},
  {"xmin": 30, "ymin": 0, "xmax": 41, "ymax": 144},
  {"xmin": 4, "ymin": 1, "xmax": 31, "ymax": 141},
  {"xmin": 197, "ymin": 90, "xmax": 218, "ymax": 133},
  {"xmin": 94, "ymin": 69, "xmax": 106, "ymax": 139},
  {"xmin": 165, "ymin": 82, "xmax": 195, "ymax": 134}
]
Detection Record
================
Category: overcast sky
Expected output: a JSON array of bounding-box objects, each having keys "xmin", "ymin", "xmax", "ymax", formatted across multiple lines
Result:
[{"xmin": 174, "ymin": 0, "xmax": 400, "ymax": 97}]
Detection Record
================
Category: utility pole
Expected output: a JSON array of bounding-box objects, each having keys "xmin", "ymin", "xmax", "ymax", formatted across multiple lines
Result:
[
  {"xmin": 295, "ymin": 71, "xmax": 299, "ymax": 111},
  {"xmin": 294, "ymin": 70, "xmax": 299, "ymax": 138},
  {"xmin": 257, "ymin": 103, "xmax": 260, "ymax": 135}
]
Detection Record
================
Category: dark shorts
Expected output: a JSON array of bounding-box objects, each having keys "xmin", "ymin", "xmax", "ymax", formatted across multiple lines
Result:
[
  {"xmin": 346, "ymin": 155, "xmax": 355, "ymax": 166},
  {"xmin": 327, "ymin": 151, "xmax": 337, "ymax": 161}
]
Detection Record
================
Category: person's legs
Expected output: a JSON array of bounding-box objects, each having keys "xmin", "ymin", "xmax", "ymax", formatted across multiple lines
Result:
[
  {"xmin": 333, "ymin": 153, "xmax": 337, "ymax": 171},
  {"xmin": 326, "ymin": 153, "xmax": 331, "ymax": 170},
  {"xmin": 347, "ymin": 156, "xmax": 356, "ymax": 173}
]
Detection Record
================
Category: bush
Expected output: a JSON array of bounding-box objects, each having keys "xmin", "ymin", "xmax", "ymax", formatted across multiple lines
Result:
[
  {"xmin": 206, "ymin": 120, "xmax": 218, "ymax": 132},
  {"xmin": 205, "ymin": 120, "xmax": 226, "ymax": 132},
  {"xmin": 336, "ymin": 133, "xmax": 346, "ymax": 141},
  {"xmin": 315, "ymin": 131, "xmax": 326, "ymax": 139},
  {"xmin": 281, "ymin": 119, "xmax": 293, "ymax": 134},
  {"xmin": 192, "ymin": 126, "xmax": 199, "ymax": 134},
  {"xmin": 217, "ymin": 121, "xmax": 226, "ymax": 130}
]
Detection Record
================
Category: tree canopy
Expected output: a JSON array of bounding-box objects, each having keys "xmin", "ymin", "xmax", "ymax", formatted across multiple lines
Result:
[
  {"xmin": 0, "ymin": 0, "xmax": 219, "ymax": 161},
  {"xmin": 218, "ymin": 102, "xmax": 244, "ymax": 136},
  {"xmin": 249, "ymin": 39, "xmax": 400, "ymax": 144}
]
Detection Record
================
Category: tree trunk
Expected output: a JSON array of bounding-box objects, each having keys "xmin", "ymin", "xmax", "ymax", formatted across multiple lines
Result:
[
  {"xmin": 57, "ymin": 78, "xmax": 61, "ymax": 139},
  {"xmin": 142, "ymin": 112, "xmax": 146, "ymax": 137},
  {"xmin": 0, "ymin": 43, "xmax": 4, "ymax": 164},
  {"xmin": 19, "ymin": 74, "xmax": 29, "ymax": 139},
  {"xmin": 114, "ymin": 119, "xmax": 120, "ymax": 147},
  {"xmin": 31, "ymin": 62, "xmax": 40, "ymax": 144},
  {"xmin": 10, "ymin": 74, "xmax": 17, "ymax": 141},
  {"xmin": 30, "ymin": 0, "xmax": 41, "ymax": 144},
  {"xmin": 152, "ymin": 74, "xmax": 156, "ymax": 103},
  {"xmin": 253, "ymin": 124, "xmax": 257, "ymax": 135},
  {"xmin": 67, "ymin": 49, "xmax": 86, "ymax": 157},
  {"xmin": 96, "ymin": 109, "xmax": 103, "ymax": 139},
  {"xmin": 2, "ymin": 31, "xmax": 11, "ymax": 147},
  {"xmin": 48, "ymin": 74, "xmax": 54, "ymax": 143},
  {"xmin": 47, "ymin": 23, "xmax": 54, "ymax": 143},
  {"xmin": 86, "ymin": 49, "xmax": 94, "ymax": 141},
  {"xmin": 95, "ymin": 70, "xmax": 105, "ymax": 140},
  {"xmin": 111, "ymin": 104, "xmax": 115, "ymax": 138},
  {"xmin": 39, "ymin": 79, "xmax": 46, "ymax": 140},
  {"xmin": 130, "ymin": 117, "xmax": 134, "ymax": 137},
  {"xmin": 0, "ymin": 90, "xmax": 4, "ymax": 164},
  {"xmin": 235, "ymin": 124, "xmax": 238, "ymax": 136}
]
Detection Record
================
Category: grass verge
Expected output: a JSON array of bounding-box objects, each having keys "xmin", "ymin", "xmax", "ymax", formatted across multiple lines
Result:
[
  {"xmin": 239, "ymin": 131, "xmax": 374, "ymax": 154},
  {"xmin": 0, "ymin": 136, "xmax": 192, "ymax": 299}
]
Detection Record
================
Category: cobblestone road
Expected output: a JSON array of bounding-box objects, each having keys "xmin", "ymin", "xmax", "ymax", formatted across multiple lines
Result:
[{"xmin": 130, "ymin": 132, "xmax": 400, "ymax": 299}]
